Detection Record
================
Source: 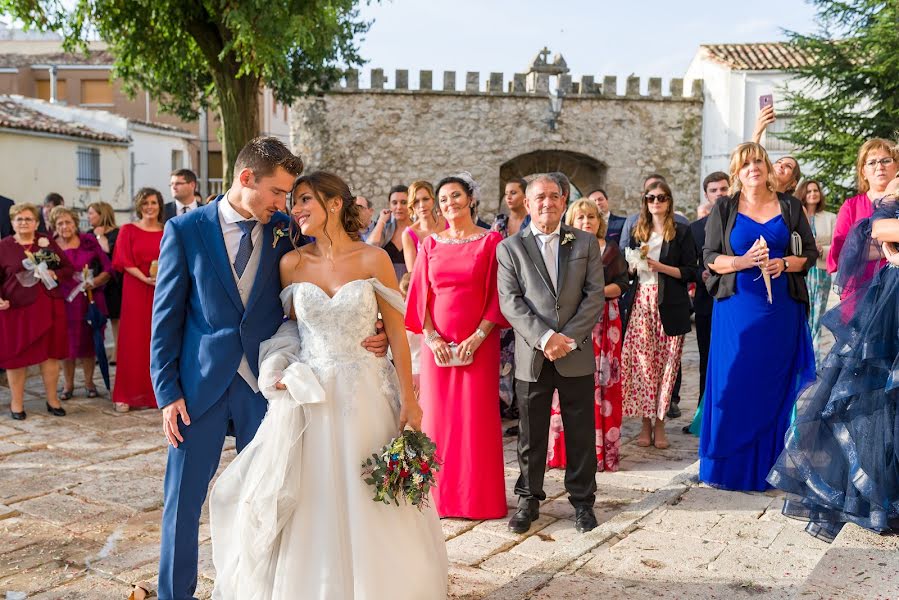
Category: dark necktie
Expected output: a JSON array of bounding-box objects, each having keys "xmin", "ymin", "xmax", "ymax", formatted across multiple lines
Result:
[{"xmin": 233, "ymin": 220, "xmax": 257, "ymax": 278}]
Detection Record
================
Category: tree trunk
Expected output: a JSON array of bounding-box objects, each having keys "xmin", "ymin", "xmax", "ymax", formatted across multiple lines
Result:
[{"xmin": 215, "ymin": 72, "xmax": 261, "ymax": 186}]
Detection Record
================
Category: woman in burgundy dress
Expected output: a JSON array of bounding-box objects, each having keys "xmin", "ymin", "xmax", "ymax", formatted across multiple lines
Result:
[
  {"xmin": 52, "ymin": 206, "xmax": 113, "ymax": 399},
  {"xmin": 405, "ymin": 173, "xmax": 509, "ymax": 519},
  {"xmin": 547, "ymin": 198, "xmax": 629, "ymax": 472},
  {"xmin": 112, "ymin": 188, "xmax": 164, "ymax": 412},
  {"xmin": 0, "ymin": 203, "xmax": 72, "ymax": 419}
]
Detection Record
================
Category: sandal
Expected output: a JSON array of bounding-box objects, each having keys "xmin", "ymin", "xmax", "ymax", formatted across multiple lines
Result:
[
  {"xmin": 128, "ymin": 582, "xmax": 155, "ymax": 599},
  {"xmin": 58, "ymin": 389, "xmax": 74, "ymax": 401},
  {"xmin": 114, "ymin": 402, "xmax": 130, "ymax": 413},
  {"xmin": 86, "ymin": 388, "xmax": 99, "ymax": 398}
]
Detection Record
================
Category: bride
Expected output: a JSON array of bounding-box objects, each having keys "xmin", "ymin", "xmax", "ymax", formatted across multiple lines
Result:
[{"xmin": 209, "ymin": 171, "xmax": 448, "ymax": 599}]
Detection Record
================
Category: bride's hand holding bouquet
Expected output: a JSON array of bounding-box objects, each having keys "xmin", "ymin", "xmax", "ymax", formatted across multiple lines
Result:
[{"xmin": 399, "ymin": 393, "xmax": 423, "ymax": 432}]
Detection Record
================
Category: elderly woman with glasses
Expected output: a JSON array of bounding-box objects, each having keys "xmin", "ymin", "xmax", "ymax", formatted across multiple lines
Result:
[
  {"xmin": 620, "ymin": 182, "xmax": 698, "ymax": 450},
  {"xmin": 0, "ymin": 203, "xmax": 73, "ymax": 419}
]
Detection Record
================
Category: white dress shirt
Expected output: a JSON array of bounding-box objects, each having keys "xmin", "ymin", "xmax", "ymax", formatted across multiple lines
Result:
[
  {"xmin": 530, "ymin": 221, "xmax": 563, "ymax": 351},
  {"xmin": 637, "ymin": 232, "xmax": 664, "ymax": 285},
  {"xmin": 175, "ymin": 199, "xmax": 199, "ymax": 215}
]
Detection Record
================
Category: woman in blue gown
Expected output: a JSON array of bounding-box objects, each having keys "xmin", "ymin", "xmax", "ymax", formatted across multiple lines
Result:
[
  {"xmin": 701, "ymin": 143, "xmax": 817, "ymax": 491},
  {"xmin": 767, "ymin": 194, "xmax": 899, "ymax": 541}
]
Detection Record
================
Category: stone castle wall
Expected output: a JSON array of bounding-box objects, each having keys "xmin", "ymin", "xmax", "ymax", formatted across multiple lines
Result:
[{"xmin": 291, "ymin": 69, "xmax": 703, "ymax": 218}]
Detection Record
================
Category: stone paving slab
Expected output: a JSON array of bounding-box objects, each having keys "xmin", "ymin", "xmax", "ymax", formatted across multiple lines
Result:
[{"xmin": 0, "ymin": 327, "xmax": 878, "ymax": 599}]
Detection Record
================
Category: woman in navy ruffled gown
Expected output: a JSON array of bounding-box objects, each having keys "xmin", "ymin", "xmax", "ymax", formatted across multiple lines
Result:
[{"xmin": 768, "ymin": 193, "xmax": 899, "ymax": 541}]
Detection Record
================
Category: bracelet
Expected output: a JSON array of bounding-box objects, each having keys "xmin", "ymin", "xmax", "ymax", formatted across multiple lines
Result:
[
  {"xmin": 731, "ymin": 256, "xmax": 739, "ymax": 271},
  {"xmin": 424, "ymin": 331, "xmax": 442, "ymax": 346},
  {"xmin": 474, "ymin": 327, "xmax": 487, "ymax": 339}
]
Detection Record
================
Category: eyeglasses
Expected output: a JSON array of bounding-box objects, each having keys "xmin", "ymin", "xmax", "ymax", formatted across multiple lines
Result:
[
  {"xmin": 865, "ymin": 157, "xmax": 896, "ymax": 169},
  {"xmin": 12, "ymin": 217, "xmax": 36, "ymax": 223},
  {"xmin": 644, "ymin": 194, "xmax": 671, "ymax": 204}
]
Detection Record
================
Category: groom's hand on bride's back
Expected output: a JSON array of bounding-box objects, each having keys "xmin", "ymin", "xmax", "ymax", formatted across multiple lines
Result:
[
  {"xmin": 360, "ymin": 319, "xmax": 388, "ymax": 357},
  {"xmin": 162, "ymin": 399, "xmax": 191, "ymax": 448}
]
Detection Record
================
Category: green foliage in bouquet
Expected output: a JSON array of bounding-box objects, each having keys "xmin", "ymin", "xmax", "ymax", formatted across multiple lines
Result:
[{"xmin": 362, "ymin": 430, "xmax": 441, "ymax": 510}]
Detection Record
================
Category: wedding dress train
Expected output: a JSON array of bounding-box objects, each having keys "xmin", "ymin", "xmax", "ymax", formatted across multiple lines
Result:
[{"xmin": 209, "ymin": 279, "xmax": 448, "ymax": 599}]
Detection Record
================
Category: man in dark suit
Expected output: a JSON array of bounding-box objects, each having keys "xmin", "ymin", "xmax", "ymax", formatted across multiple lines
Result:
[
  {"xmin": 683, "ymin": 171, "xmax": 730, "ymax": 432},
  {"xmin": 163, "ymin": 169, "xmax": 200, "ymax": 222},
  {"xmin": 587, "ymin": 189, "xmax": 626, "ymax": 246},
  {"xmin": 0, "ymin": 195, "xmax": 14, "ymax": 238}
]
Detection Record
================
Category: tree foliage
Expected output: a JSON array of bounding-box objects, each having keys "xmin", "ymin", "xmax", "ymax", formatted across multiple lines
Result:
[
  {"xmin": 1, "ymin": 0, "xmax": 370, "ymax": 179},
  {"xmin": 781, "ymin": 0, "xmax": 899, "ymax": 206}
]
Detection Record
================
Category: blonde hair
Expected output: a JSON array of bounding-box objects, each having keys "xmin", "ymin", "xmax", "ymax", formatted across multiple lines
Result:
[
  {"xmin": 565, "ymin": 198, "xmax": 607, "ymax": 239},
  {"xmin": 87, "ymin": 201, "xmax": 117, "ymax": 229},
  {"xmin": 633, "ymin": 182, "xmax": 676, "ymax": 244},
  {"xmin": 49, "ymin": 206, "xmax": 80, "ymax": 232},
  {"xmin": 856, "ymin": 138, "xmax": 899, "ymax": 194},
  {"xmin": 728, "ymin": 142, "xmax": 778, "ymax": 195},
  {"xmin": 407, "ymin": 180, "xmax": 437, "ymax": 221},
  {"xmin": 9, "ymin": 203, "xmax": 39, "ymax": 221}
]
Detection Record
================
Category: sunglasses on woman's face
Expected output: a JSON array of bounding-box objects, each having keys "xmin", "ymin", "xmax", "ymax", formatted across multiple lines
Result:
[{"xmin": 644, "ymin": 194, "xmax": 670, "ymax": 204}]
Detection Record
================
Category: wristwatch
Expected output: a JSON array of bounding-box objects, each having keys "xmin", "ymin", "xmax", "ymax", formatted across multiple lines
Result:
[
  {"xmin": 475, "ymin": 328, "xmax": 487, "ymax": 339},
  {"xmin": 782, "ymin": 258, "xmax": 790, "ymax": 270}
]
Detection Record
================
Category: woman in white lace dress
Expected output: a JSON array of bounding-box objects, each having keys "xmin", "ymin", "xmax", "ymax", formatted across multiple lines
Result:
[{"xmin": 209, "ymin": 171, "xmax": 448, "ymax": 600}]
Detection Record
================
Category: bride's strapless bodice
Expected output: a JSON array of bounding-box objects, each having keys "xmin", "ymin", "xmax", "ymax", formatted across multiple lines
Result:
[{"xmin": 286, "ymin": 280, "xmax": 380, "ymax": 365}]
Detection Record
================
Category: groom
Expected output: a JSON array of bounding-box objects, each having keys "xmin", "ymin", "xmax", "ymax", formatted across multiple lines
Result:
[
  {"xmin": 150, "ymin": 137, "xmax": 385, "ymax": 600},
  {"xmin": 496, "ymin": 174, "xmax": 605, "ymax": 534}
]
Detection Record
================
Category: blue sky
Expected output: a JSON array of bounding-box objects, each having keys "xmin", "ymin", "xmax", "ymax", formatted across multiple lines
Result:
[{"xmin": 354, "ymin": 0, "xmax": 820, "ymax": 84}]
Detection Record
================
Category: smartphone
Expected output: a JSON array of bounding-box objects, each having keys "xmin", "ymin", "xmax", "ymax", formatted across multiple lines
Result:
[{"xmin": 759, "ymin": 94, "xmax": 774, "ymax": 110}]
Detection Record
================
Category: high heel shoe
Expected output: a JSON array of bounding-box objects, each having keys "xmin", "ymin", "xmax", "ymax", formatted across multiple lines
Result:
[
  {"xmin": 46, "ymin": 403, "xmax": 66, "ymax": 417},
  {"xmin": 10, "ymin": 409, "xmax": 26, "ymax": 420}
]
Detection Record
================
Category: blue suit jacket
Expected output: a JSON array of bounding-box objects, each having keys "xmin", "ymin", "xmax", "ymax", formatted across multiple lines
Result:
[
  {"xmin": 605, "ymin": 213, "xmax": 626, "ymax": 246},
  {"xmin": 150, "ymin": 198, "xmax": 294, "ymax": 418}
]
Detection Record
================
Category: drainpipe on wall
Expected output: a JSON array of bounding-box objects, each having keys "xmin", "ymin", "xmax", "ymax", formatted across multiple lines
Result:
[
  {"xmin": 199, "ymin": 106, "xmax": 209, "ymax": 196},
  {"xmin": 49, "ymin": 65, "xmax": 58, "ymax": 103}
]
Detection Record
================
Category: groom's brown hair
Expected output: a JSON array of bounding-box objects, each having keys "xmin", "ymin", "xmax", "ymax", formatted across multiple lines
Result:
[{"xmin": 233, "ymin": 136, "xmax": 304, "ymax": 180}]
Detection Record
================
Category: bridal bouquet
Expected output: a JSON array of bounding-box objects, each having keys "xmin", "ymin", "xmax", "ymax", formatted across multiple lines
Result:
[{"xmin": 362, "ymin": 430, "xmax": 441, "ymax": 510}]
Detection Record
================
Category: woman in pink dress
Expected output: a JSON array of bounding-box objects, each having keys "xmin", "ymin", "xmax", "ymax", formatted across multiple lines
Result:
[
  {"xmin": 112, "ymin": 188, "xmax": 164, "ymax": 411},
  {"xmin": 547, "ymin": 198, "xmax": 629, "ymax": 472},
  {"xmin": 405, "ymin": 173, "xmax": 509, "ymax": 519},
  {"xmin": 827, "ymin": 138, "xmax": 898, "ymax": 298}
]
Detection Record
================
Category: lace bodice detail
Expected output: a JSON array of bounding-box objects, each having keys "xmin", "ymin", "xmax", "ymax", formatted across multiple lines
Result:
[{"xmin": 284, "ymin": 280, "xmax": 380, "ymax": 365}]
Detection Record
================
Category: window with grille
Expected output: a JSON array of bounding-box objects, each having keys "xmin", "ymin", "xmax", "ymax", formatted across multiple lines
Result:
[
  {"xmin": 171, "ymin": 149, "xmax": 184, "ymax": 171},
  {"xmin": 76, "ymin": 146, "xmax": 101, "ymax": 187}
]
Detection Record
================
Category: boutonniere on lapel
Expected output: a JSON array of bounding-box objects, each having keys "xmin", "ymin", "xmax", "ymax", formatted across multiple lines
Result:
[
  {"xmin": 561, "ymin": 232, "xmax": 576, "ymax": 246},
  {"xmin": 272, "ymin": 225, "xmax": 289, "ymax": 248}
]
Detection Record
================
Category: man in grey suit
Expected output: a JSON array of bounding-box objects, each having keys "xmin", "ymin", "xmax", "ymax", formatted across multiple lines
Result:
[{"xmin": 496, "ymin": 174, "xmax": 605, "ymax": 534}]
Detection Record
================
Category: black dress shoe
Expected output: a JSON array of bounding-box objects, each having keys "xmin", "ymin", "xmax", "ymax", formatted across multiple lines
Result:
[
  {"xmin": 508, "ymin": 500, "xmax": 539, "ymax": 534},
  {"xmin": 666, "ymin": 403, "xmax": 682, "ymax": 419},
  {"xmin": 46, "ymin": 403, "xmax": 66, "ymax": 417},
  {"xmin": 503, "ymin": 425, "xmax": 520, "ymax": 437},
  {"xmin": 574, "ymin": 506, "xmax": 598, "ymax": 533},
  {"xmin": 10, "ymin": 410, "xmax": 26, "ymax": 420}
]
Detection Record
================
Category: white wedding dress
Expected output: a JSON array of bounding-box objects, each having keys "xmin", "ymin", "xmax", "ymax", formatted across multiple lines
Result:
[{"xmin": 209, "ymin": 279, "xmax": 448, "ymax": 600}]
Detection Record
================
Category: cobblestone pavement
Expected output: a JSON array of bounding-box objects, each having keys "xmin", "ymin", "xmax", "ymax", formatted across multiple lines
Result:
[{"xmin": 0, "ymin": 329, "xmax": 831, "ymax": 599}]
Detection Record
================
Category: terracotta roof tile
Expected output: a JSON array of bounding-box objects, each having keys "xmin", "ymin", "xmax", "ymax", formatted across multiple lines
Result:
[
  {"xmin": 701, "ymin": 43, "xmax": 816, "ymax": 71},
  {"xmin": 0, "ymin": 49, "xmax": 114, "ymax": 68},
  {"xmin": 0, "ymin": 96, "xmax": 128, "ymax": 143}
]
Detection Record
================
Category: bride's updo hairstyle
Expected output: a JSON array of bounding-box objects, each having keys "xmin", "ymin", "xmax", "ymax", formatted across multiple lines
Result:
[{"xmin": 290, "ymin": 171, "xmax": 365, "ymax": 242}]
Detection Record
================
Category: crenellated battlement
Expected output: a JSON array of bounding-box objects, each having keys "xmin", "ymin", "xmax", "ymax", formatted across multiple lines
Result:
[{"xmin": 335, "ymin": 68, "xmax": 703, "ymax": 101}]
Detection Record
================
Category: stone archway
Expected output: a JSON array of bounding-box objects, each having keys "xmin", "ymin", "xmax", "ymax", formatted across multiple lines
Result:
[{"xmin": 499, "ymin": 150, "xmax": 607, "ymax": 200}]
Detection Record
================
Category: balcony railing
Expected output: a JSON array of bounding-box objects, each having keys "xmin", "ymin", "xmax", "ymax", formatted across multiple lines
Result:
[{"xmin": 207, "ymin": 178, "xmax": 224, "ymax": 197}]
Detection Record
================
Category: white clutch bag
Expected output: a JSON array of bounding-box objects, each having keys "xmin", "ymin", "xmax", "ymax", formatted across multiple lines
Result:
[{"xmin": 435, "ymin": 342, "xmax": 474, "ymax": 367}]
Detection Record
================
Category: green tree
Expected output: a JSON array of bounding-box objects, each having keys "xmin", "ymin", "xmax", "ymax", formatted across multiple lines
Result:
[
  {"xmin": 781, "ymin": 0, "xmax": 899, "ymax": 206},
  {"xmin": 2, "ymin": 0, "xmax": 369, "ymax": 179}
]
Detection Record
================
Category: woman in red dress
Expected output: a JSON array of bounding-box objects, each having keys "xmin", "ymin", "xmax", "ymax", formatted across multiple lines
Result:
[
  {"xmin": 547, "ymin": 199, "xmax": 629, "ymax": 472},
  {"xmin": 112, "ymin": 188, "xmax": 164, "ymax": 412},
  {"xmin": 405, "ymin": 173, "xmax": 509, "ymax": 519},
  {"xmin": 0, "ymin": 203, "xmax": 72, "ymax": 419}
]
